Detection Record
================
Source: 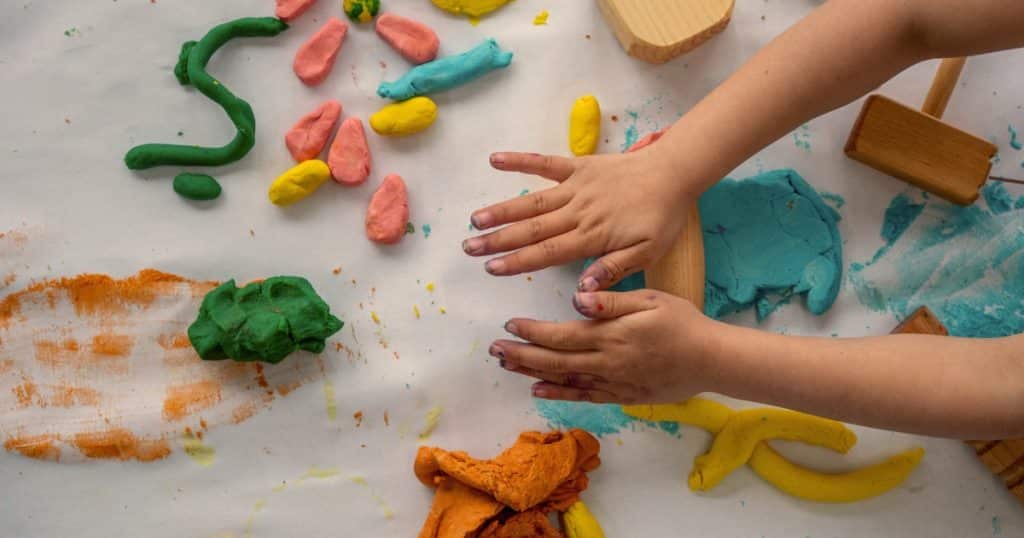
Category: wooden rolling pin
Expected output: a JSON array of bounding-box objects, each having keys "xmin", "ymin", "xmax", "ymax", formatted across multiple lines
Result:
[{"xmin": 646, "ymin": 203, "xmax": 706, "ymax": 309}]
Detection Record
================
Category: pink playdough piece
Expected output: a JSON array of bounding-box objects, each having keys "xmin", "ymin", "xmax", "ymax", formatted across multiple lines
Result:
[
  {"xmin": 366, "ymin": 174, "xmax": 410, "ymax": 244},
  {"xmin": 285, "ymin": 100, "xmax": 343, "ymax": 162},
  {"xmin": 293, "ymin": 17, "xmax": 349, "ymax": 86},
  {"xmin": 275, "ymin": 0, "xmax": 318, "ymax": 22},
  {"xmin": 328, "ymin": 117, "xmax": 372, "ymax": 186},
  {"xmin": 626, "ymin": 130, "xmax": 665, "ymax": 153},
  {"xmin": 374, "ymin": 13, "xmax": 440, "ymax": 65}
]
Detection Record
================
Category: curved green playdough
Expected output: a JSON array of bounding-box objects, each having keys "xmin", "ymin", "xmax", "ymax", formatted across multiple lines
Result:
[
  {"xmin": 377, "ymin": 38, "xmax": 513, "ymax": 101},
  {"xmin": 187, "ymin": 276, "xmax": 343, "ymax": 364},
  {"xmin": 124, "ymin": 17, "xmax": 288, "ymax": 170},
  {"xmin": 173, "ymin": 173, "xmax": 222, "ymax": 200}
]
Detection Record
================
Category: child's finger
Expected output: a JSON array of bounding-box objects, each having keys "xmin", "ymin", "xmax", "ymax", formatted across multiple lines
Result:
[
  {"xmin": 531, "ymin": 382, "xmax": 620, "ymax": 404},
  {"xmin": 483, "ymin": 231, "xmax": 589, "ymax": 276},
  {"xmin": 490, "ymin": 152, "xmax": 576, "ymax": 181},
  {"xmin": 463, "ymin": 211, "xmax": 575, "ymax": 257},
  {"xmin": 500, "ymin": 362, "xmax": 608, "ymax": 391},
  {"xmin": 577, "ymin": 244, "xmax": 650, "ymax": 291},
  {"xmin": 489, "ymin": 340, "xmax": 603, "ymax": 375},
  {"xmin": 470, "ymin": 188, "xmax": 572, "ymax": 230},
  {"xmin": 501, "ymin": 319, "xmax": 598, "ymax": 350},
  {"xmin": 572, "ymin": 290, "xmax": 660, "ymax": 319}
]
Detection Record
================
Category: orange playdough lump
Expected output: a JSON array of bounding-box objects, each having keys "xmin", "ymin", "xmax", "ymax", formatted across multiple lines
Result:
[
  {"xmin": 328, "ymin": 117, "xmax": 372, "ymax": 185},
  {"xmin": 285, "ymin": 100, "xmax": 342, "ymax": 162},
  {"xmin": 478, "ymin": 510, "xmax": 563, "ymax": 538},
  {"xmin": 366, "ymin": 174, "xmax": 410, "ymax": 244},
  {"xmin": 275, "ymin": 0, "xmax": 318, "ymax": 22},
  {"xmin": 293, "ymin": 17, "xmax": 348, "ymax": 86},
  {"xmin": 375, "ymin": 12, "xmax": 440, "ymax": 65}
]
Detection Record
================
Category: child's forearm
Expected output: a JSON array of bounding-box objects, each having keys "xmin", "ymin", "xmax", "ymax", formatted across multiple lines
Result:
[
  {"xmin": 704, "ymin": 324, "xmax": 1024, "ymax": 439},
  {"xmin": 648, "ymin": 0, "xmax": 1024, "ymax": 197}
]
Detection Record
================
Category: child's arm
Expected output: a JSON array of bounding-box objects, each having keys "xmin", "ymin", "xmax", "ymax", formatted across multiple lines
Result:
[{"xmin": 466, "ymin": 0, "xmax": 1024, "ymax": 291}]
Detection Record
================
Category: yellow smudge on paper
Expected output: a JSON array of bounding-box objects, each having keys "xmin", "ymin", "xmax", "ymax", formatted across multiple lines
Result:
[
  {"xmin": 439, "ymin": 307, "xmax": 447, "ymax": 314},
  {"xmin": 182, "ymin": 431, "xmax": 215, "ymax": 467},
  {"xmin": 418, "ymin": 405, "xmax": 443, "ymax": 440},
  {"xmin": 370, "ymin": 311, "xmax": 381, "ymax": 325},
  {"xmin": 351, "ymin": 476, "xmax": 395, "ymax": 519},
  {"xmin": 350, "ymin": 475, "xmax": 368, "ymax": 486},
  {"xmin": 323, "ymin": 379, "xmax": 337, "ymax": 421},
  {"xmin": 533, "ymin": 10, "xmax": 549, "ymax": 25},
  {"xmin": 426, "ymin": 282, "xmax": 435, "ymax": 292},
  {"xmin": 413, "ymin": 305, "xmax": 421, "ymax": 319},
  {"xmin": 302, "ymin": 466, "xmax": 340, "ymax": 480},
  {"xmin": 243, "ymin": 498, "xmax": 266, "ymax": 538},
  {"xmin": 271, "ymin": 482, "xmax": 288, "ymax": 492}
]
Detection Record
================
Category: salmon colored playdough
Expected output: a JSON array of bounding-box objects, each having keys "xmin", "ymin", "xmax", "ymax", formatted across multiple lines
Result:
[
  {"xmin": 626, "ymin": 130, "xmax": 665, "ymax": 153},
  {"xmin": 293, "ymin": 17, "xmax": 348, "ymax": 86},
  {"xmin": 366, "ymin": 174, "xmax": 410, "ymax": 244},
  {"xmin": 328, "ymin": 117, "xmax": 372, "ymax": 185},
  {"xmin": 414, "ymin": 429, "xmax": 601, "ymax": 537},
  {"xmin": 375, "ymin": 13, "xmax": 440, "ymax": 65},
  {"xmin": 285, "ymin": 100, "xmax": 342, "ymax": 162},
  {"xmin": 275, "ymin": 0, "xmax": 318, "ymax": 22}
]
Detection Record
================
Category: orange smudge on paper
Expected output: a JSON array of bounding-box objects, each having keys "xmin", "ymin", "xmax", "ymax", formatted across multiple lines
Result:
[
  {"xmin": 12, "ymin": 379, "xmax": 38, "ymax": 407},
  {"xmin": 276, "ymin": 380, "xmax": 301, "ymax": 396},
  {"xmin": 71, "ymin": 428, "xmax": 171, "ymax": 462},
  {"xmin": 90, "ymin": 332, "xmax": 134, "ymax": 357},
  {"xmin": 384, "ymin": 410, "xmax": 390, "ymax": 426},
  {"xmin": 49, "ymin": 384, "xmax": 101, "ymax": 407},
  {"xmin": 1, "ymin": 274, "xmax": 15, "ymax": 289},
  {"xmin": 232, "ymin": 401, "xmax": 258, "ymax": 424},
  {"xmin": 4, "ymin": 434, "xmax": 60, "ymax": 461},
  {"xmin": 0, "ymin": 292, "xmax": 21, "ymax": 329},
  {"xmin": 157, "ymin": 333, "xmax": 191, "ymax": 350},
  {"xmin": 0, "ymin": 230, "xmax": 28, "ymax": 246},
  {"xmin": 163, "ymin": 380, "xmax": 222, "ymax": 421},
  {"xmin": 354, "ymin": 410, "xmax": 364, "ymax": 427},
  {"xmin": 0, "ymin": 359, "xmax": 14, "ymax": 375}
]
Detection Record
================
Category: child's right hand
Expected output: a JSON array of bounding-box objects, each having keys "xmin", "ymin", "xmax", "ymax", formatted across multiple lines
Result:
[{"xmin": 463, "ymin": 148, "xmax": 697, "ymax": 291}]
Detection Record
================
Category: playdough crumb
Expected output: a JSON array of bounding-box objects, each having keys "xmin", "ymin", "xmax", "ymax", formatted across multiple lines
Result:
[
  {"xmin": 369, "ymin": 97, "xmax": 438, "ymax": 136},
  {"xmin": 375, "ymin": 12, "xmax": 440, "ymax": 65},
  {"xmin": 276, "ymin": 0, "xmax": 318, "ymax": 22},
  {"xmin": 285, "ymin": 100, "xmax": 342, "ymax": 162},
  {"xmin": 293, "ymin": 17, "xmax": 348, "ymax": 86},
  {"xmin": 269, "ymin": 160, "xmax": 331, "ymax": 206},
  {"xmin": 344, "ymin": 0, "xmax": 380, "ymax": 23},
  {"xmin": 413, "ymin": 305, "xmax": 421, "ymax": 318},
  {"xmin": 328, "ymin": 117, "xmax": 372, "ymax": 185},
  {"xmin": 371, "ymin": 311, "xmax": 381, "ymax": 325},
  {"xmin": 533, "ymin": 10, "xmax": 549, "ymax": 25},
  {"xmin": 426, "ymin": 282, "xmax": 435, "ymax": 292},
  {"xmin": 366, "ymin": 174, "xmax": 410, "ymax": 244},
  {"xmin": 173, "ymin": 173, "xmax": 222, "ymax": 201},
  {"xmin": 569, "ymin": 95, "xmax": 601, "ymax": 156}
]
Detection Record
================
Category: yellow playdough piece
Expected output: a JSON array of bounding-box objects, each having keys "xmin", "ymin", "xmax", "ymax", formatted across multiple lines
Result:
[
  {"xmin": 569, "ymin": 95, "xmax": 601, "ymax": 156},
  {"xmin": 623, "ymin": 398, "xmax": 732, "ymax": 432},
  {"xmin": 562, "ymin": 501, "xmax": 605, "ymax": 538},
  {"xmin": 431, "ymin": 0, "xmax": 511, "ymax": 19},
  {"xmin": 268, "ymin": 159, "xmax": 331, "ymax": 206},
  {"xmin": 369, "ymin": 96, "xmax": 438, "ymax": 136}
]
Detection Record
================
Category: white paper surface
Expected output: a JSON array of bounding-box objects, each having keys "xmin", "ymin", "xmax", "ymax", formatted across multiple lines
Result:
[{"xmin": 2, "ymin": 0, "xmax": 1023, "ymax": 536}]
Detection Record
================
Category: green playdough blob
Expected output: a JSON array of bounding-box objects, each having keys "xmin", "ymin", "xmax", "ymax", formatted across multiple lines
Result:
[
  {"xmin": 188, "ymin": 276, "xmax": 343, "ymax": 364},
  {"xmin": 124, "ymin": 17, "xmax": 288, "ymax": 170},
  {"xmin": 173, "ymin": 173, "xmax": 222, "ymax": 200},
  {"xmin": 701, "ymin": 169, "xmax": 843, "ymax": 321}
]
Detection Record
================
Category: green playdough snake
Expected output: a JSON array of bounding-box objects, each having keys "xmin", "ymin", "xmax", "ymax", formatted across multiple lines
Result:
[{"xmin": 124, "ymin": 17, "xmax": 288, "ymax": 170}]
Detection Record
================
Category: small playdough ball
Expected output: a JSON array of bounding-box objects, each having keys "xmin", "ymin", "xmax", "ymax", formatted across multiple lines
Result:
[
  {"xmin": 268, "ymin": 159, "xmax": 331, "ymax": 206},
  {"xmin": 431, "ymin": 0, "xmax": 511, "ymax": 18},
  {"xmin": 369, "ymin": 97, "xmax": 438, "ymax": 136},
  {"xmin": 187, "ymin": 276, "xmax": 343, "ymax": 364},
  {"xmin": 285, "ymin": 100, "xmax": 343, "ymax": 162},
  {"xmin": 276, "ymin": 0, "xmax": 319, "ymax": 22},
  {"xmin": 344, "ymin": 0, "xmax": 380, "ymax": 23},
  {"xmin": 569, "ymin": 95, "xmax": 601, "ymax": 156},
  {"xmin": 366, "ymin": 174, "xmax": 410, "ymax": 244},
  {"xmin": 173, "ymin": 173, "xmax": 222, "ymax": 201},
  {"xmin": 375, "ymin": 12, "xmax": 440, "ymax": 65},
  {"xmin": 328, "ymin": 117, "xmax": 372, "ymax": 186},
  {"xmin": 293, "ymin": 17, "xmax": 348, "ymax": 86}
]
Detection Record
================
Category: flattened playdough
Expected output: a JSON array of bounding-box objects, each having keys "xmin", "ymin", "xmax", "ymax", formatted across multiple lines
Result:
[
  {"xmin": 366, "ymin": 174, "xmax": 410, "ymax": 244},
  {"xmin": 276, "ymin": 0, "xmax": 318, "ymax": 22},
  {"xmin": 293, "ymin": 17, "xmax": 348, "ymax": 86},
  {"xmin": 328, "ymin": 117, "xmax": 372, "ymax": 185},
  {"xmin": 377, "ymin": 38, "xmax": 512, "ymax": 101},
  {"xmin": 431, "ymin": 0, "xmax": 511, "ymax": 18},
  {"xmin": 285, "ymin": 100, "xmax": 342, "ymax": 162},
  {"xmin": 569, "ymin": 95, "xmax": 601, "ymax": 156},
  {"xmin": 375, "ymin": 12, "xmax": 440, "ymax": 65},
  {"xmin": 701, "ymin": 169, "xmax": 843, "ymax": 320},
  {"xmin": 369, "ymin": 96, "xmax": 438, "ymax": 136},
  {"xmin": 269, "ymin": 159, "xmax": 331, "ymax": 206},
  {"xmin": 187, "ymin": 276, "xmax": 343, "ymax": 364}
]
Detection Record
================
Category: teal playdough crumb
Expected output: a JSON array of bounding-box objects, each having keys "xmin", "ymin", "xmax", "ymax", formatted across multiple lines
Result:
[
  {"xmin": 187, "ymin": 276, "xmax": 343, "ymax": 364},
  {"xmin": 881, "ymin": 193, "xmax": 926, "ymax": 245},
  {"xmin": 701, "ymin": 169, "xmax": 843, "ymax": 321},
  {"xmin": 982, "ymin": 181, "xmax": 1015, "ymax": 214},
  {"xmin": 173, "ymin": 173, "xmax": 222, "ymax": 201}
]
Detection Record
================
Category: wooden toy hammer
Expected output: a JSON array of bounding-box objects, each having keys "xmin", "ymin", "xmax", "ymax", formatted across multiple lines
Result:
[{"xmin": 845, "ymin": 58, "xmax": 999, "ymax": 205}]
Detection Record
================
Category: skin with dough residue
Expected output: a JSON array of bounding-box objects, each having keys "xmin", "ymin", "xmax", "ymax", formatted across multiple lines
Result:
[
  {"xmin": 285, "ymin": 100, "xmax": 343, "ymax": 162},
  {"xmin": 369, "ymin": 97, "xmax": 438, "ymax": 136},
  {"xmin": 375, "ymin": 13, "xmax": 440, "ymax": 65},
  {"xmin": 569, "ymin": 95, "xmax": 601, "ymax": 156},
  {"xmin": 293, "ymin": 18, "xmax": 348, "ymax": 86},
  {"xmin": 268, "ymin": 159, "xmax": 332, "ymax": 206},
  {"xmin": 276, "ymin": 0, "xmax": 318, "ymax": 22},
  {"xmin": 328, "ymin": 117, "xmax": 372, "ymax": 185},
  {"xmin": 366, "ymin": 174, "xmax": 410, "ymax": 244},
  {"xmin": 377, "ymin": 39, "xmax": 513, "ymax": 101}
]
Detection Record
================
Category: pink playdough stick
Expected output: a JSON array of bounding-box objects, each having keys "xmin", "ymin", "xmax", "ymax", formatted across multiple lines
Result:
[
  {"xmin": 366, "ymin": 174, "xmax": 410, "ymax": 244},
  {"xmin": 293, "ymin": 17, "xmax": 348, "ymax": 86},
  {"xmin": 626, "ymin": 130, "xmax": 665, "ymax": 153},
  {"xmin": 276, "ymin": 0, "xmax": 318, "ymax": 22},
  {"xmin": 374, "ymin": 13, "xmax": 440, "ymax": 65},
  {"xmin": 285, "ymin": 100, "xmax": 343, "ymax": 162},
  {"xmin": 328, "ymin": 117, "xmax": 372, "ymax": 186}
]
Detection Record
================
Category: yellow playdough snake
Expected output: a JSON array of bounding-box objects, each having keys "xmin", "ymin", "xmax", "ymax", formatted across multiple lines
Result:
[
  {"xmin": 623, "ymin": 399, "xmax": 924, "ymax": 502},
  {"xmin": 562, "ymin": 501, "xmax": 605, "ymax": 538}
]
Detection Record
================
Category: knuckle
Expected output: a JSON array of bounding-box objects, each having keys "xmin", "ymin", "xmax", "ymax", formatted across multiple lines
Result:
[
  {"xmin": 600, "ymin": 258, "xmax": 625, "ymax": 280},
  {"xmin": 527, "ymin": 219, "xmax": 544, "ymax": 240},
  {"xmin": 540, "ymin": 240, "xmax": 559, "ymax": 257},
  {"xmin": 531, "ymin": 193, "xmax": 548, "ymax": 212},
  {"xmin": 546, "ymin": 355, "xmax": 567, "ymax": 373}
]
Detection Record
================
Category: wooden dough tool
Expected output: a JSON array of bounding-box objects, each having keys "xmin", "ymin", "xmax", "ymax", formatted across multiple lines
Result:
[
  {"xmin": 646, "ymin": 204, "xmax": 706, "ymax": 309},
  {"xmin": 845, "ymin": 57, "xmax": 998, "ymax": 205},
  {"xmin": 597, "ymin": 0, "xmax": 734, "ymax": 64},
  {"xmin": 892, "ymin": 307, "xmax": 1024, "ymax": 506}
]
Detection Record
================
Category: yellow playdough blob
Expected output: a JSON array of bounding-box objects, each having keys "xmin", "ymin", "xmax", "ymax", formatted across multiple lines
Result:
[
  {"xmin": 268, "ymin": 159, "xmax": 331, "ymax": 206},
  {"xmin": 369, "ymin": 97, "xmax": 438, "ymax": 136},
  {"xmin": 569, "ymin": 95, "xmax": 601, "ymax": 156},
  {"xmin": 562, "ymin": 501, "xmax": 605, "ymax": 538},
  {"xmin": 623, "ymin": 398, "xmax": 732, "ymax": 432},
  {"xmin": 431, "ymin": 0, "xmax": 512, "ymax": 18}
]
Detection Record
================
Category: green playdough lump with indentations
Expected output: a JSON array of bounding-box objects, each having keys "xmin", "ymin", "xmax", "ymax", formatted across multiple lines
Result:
[
  {"xmin": 173, "ymin": 173, "xmax": 222, "ymax": 200},
  {"xmin": 187, "ymin": 276, "xmax": 343, "ymax": 364}
]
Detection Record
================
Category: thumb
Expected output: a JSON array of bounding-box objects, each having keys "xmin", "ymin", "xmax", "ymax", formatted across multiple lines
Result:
[
  {"xmin": 572, "ymin": 290, "xmax": 659, "ymax": 319},
  {"xmin": 578, "ymin": 246, "xmax": 647, "ymax": 292}
]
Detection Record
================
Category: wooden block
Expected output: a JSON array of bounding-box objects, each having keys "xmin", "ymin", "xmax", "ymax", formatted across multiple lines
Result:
[
  {"xmin": 597, "ymin": 0, "xmax": 734, "ymax": 64},
  {"xmin": 891, "ymin": 307, "xmax": 1024, "ymax": 507},
  {"xmin": 845, "ymin": 95, "xmax": 997, "ymax": 205},
  {"xmin": 647, "ymin": 203, "xmax": 705, "ymax": 309}
]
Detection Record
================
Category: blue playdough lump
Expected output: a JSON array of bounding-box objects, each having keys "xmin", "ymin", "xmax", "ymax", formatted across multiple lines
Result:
[{"xmin": 377, "ymin": 38, "xmax": 513, "ymax": 101}]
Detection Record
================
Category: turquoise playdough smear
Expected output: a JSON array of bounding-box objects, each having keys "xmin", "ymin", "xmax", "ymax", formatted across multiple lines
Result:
[
  {"xmin": 849, "ymin": 188, "xmax": 1024, "ymax": 337},
  {"xmin": 1010, "ymin": 124, "xmax": 1022, "ymax": 151},
  {"xmin": 534, "ymin": 400, "xmax": 679, "ymax": 437},
  {"xmin": 983, "ymin": 182, "xmax": 1015, "ymax": 215}
]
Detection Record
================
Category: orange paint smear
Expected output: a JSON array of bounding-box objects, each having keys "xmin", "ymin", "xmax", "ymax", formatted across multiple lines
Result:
[
  {"xmin": 71, "ymin": 428, "xmax": 171, "ymax": 462},
  {"xmin": 49, "ymin": 384, "xmax": 100, "ymax": 407},
  {"xmin": 12, "ymin": 379, "xmax": 38, "ymax": 407},
  {"xmin": 163, "ymin": 380, "xmax": 222, "ymax": 421},
  {"xmin": 4, "ymin": 434, "xmax": 60, "ymax": 461},
  {"xmin": 276, "ymin": 380, "xmax": 301, "ymax": 396},
  {"xmin": 157, "ymin": 333, "xmax": 191, "ymax": 350},
  {"xmin": 1, "ymin": 274, "xmax": 15, "ymax": 289},
  {"xmin": 90, "ymin": 332, "xmax": 134, "ymax": 357}
]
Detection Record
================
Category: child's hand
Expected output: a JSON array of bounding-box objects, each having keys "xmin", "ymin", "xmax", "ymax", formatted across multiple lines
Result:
[
  {"xmin": 464, "ymin": 149, "xmax": 695, "ymax": 291},
  {"xmin": 488, "ymin": 289, "xmax": 716, "ymax": 403}
]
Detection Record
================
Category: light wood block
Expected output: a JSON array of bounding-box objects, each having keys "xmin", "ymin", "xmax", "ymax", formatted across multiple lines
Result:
[
  {"xmin": 597, "ymin": 0, "xmax": 734, "ymax": 64},
  {"xmin": 647, "ymin": 202, "xmax": 705, "ymax": 309},
  {"xmin": 845, "ymin": 95, "xmax": 997, "ymax": 205}
]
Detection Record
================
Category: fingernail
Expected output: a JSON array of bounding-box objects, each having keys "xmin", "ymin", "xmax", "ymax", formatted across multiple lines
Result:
[
  {"xmin": 485, "ymin": 259, "xmax": 507, "ymax": 275},
  {"xmin": 573, "ymin": 292, "xmax": 597, "ymax": 314},
  {"xmin": 532, "ymin": 385, "xmax": 550, "ymax": 398},
  {"xmin": 504, "ymin": 320, "xmax": 519, "ymax": 336},
  {"xmin": 488, "ymin": 344, "xmax": 505, "ymax": 359},
  {"xmin": 463, "ymin": 237, "xmax": 484, "ymax": 255},
  {"xmin": 471, "ymin": 212, "xmax": 491, "ymax": 229},
  {"xmin": 490, "ymin": 153, "xmax": 505, "ymax": 166},
  {"xmin": 577, "ymin": 276, "xmax": 599, "ymax": 292},
  {"xmin": 499, "ymin": 359, "xmax": 506, "ymax": 369}
]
